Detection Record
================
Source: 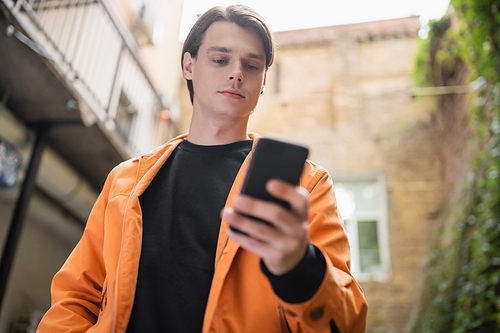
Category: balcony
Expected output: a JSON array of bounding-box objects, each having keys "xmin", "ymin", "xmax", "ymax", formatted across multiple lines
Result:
[{"xmin": 0, "ymin": 0, "xmax": 179, "ymax": 188}]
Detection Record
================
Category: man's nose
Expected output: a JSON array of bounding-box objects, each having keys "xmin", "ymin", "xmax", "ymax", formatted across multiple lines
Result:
[{"xmin": 229, "ymin": 63, "xmax": 244, "ymax": 83}]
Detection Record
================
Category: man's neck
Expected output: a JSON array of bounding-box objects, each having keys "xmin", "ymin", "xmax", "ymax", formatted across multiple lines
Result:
[{"xmin": 186, "ymin": 109, "xmax": 251, "ymax": 145}]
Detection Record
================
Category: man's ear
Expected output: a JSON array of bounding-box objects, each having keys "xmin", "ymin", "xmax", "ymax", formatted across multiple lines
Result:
[{"xmin": 183, "ymin": 52, "xmax": 194, "ymax": 80}]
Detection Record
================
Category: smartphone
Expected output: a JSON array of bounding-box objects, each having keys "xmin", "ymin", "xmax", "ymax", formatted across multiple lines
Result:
[{"xmin": 231, "ymin": 137, "xmax": 309, "ymax": 234}]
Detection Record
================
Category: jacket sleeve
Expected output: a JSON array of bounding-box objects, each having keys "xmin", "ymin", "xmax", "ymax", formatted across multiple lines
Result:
[
  {"xmin": 279, "ymin": 167, "xmax": 368, "ymax": 333},
  {"xmin": 36, "ymin": 169, "xmax": 114, "ymax": 333}
]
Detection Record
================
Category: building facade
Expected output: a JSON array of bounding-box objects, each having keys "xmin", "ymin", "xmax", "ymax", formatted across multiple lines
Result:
[
  {"xmin": 249, "ymin": 17, "xmax": 442, "ymax": 332},
  {"xmin": 179, "ymin": 16, "xmax": 444, "ymax": 332}
]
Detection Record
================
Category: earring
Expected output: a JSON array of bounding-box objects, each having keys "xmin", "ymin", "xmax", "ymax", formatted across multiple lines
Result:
[{"xmin": 260, "ymin": 85, "xmax": 265, "ymax": 94}]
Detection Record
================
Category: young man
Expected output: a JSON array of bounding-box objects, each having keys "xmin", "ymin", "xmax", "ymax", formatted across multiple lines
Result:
[{"xmin": 37, "ymin": 5, "xmax": 367, "ymax": 333}]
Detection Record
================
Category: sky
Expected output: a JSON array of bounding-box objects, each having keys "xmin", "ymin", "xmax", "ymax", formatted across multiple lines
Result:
[{"xmin": 178, "ymin": 0, "xmax": 451, "ymax": 42}]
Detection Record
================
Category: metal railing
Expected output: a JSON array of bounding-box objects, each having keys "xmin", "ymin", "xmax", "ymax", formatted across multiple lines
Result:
[{"xmin": 2, "ymin": 0, "xmax": 178, "ymax": 156}]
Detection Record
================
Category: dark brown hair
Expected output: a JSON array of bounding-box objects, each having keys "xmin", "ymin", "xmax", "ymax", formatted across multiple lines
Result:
[{"xmin": 181, "ymin": 5, "xmax": 275, "ymax": 104}]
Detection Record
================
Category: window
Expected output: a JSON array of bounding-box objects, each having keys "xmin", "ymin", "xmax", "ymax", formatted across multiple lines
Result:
[{"xmin": 333, "ymin": 174, "xmax": 391, "ymax": 281}]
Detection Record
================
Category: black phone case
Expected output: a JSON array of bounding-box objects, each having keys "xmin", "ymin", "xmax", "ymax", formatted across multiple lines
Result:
[
  {"xmin": 230, "ymin": 138, "xmax": 309, "ymax": 235},
  {"xmin": 240, "ymin": 137, "xmax": 309, "ymax": 208}
]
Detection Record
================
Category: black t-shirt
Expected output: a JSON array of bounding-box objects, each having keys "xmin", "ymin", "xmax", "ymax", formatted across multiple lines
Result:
[
  {"xmin": 127, "ymin": 139, "xmax": 252, "ymax": 332},
  {"xmin": 126, "ymin": 138, "xmax": 326, "ymax": 332}
]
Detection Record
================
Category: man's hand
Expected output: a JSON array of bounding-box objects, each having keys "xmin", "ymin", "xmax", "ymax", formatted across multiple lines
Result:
[{"xmin": 223, "ymin": 179, "xmax": 310, "ymax": 276}]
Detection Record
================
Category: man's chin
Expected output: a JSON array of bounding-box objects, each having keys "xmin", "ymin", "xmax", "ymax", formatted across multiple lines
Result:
[{"xmin": 213, "ymin": 107, "xmax": 254, "ymax": 120}]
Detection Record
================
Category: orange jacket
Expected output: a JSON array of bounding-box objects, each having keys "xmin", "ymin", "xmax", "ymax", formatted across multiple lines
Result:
[{"xmin": 37, "ymin": 133, "xmax": 367, "ymax": 333}]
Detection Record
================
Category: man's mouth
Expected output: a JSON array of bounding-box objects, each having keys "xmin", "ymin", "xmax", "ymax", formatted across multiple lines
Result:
[{"xmin": 219, "ymin": 89, "xmax": 245, "ymax": 99}]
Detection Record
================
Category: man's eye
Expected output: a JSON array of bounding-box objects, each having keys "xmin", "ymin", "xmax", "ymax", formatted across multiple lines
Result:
[{"xmin": 214, "ymin": 59, "xmax": 226, "ymax": 64}]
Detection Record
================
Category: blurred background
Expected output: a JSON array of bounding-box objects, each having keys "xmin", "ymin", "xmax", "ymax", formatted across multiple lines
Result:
[{"xmin": 0, "ymin": 0, "xmax": 499, "ymax": 332}]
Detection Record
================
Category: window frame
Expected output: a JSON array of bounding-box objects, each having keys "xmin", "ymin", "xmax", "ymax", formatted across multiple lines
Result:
[{"xmin": 332, "ymin": 172, "xmax": 392, "ymax": 282}]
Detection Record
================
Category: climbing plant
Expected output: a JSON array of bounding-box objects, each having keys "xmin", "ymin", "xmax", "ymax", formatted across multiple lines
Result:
[{"xmin": 412, "ymin": 0, "xmax": 500, "ymax": 332}]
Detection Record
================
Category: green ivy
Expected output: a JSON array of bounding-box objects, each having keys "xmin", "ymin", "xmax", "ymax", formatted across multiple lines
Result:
[
  {"xmin": 412, "ymin": 0, "xmax": 500, "ymax": 332},
  {"xmin": 412, "ymin": 17, "xmax": 452, "ymax": 88}
]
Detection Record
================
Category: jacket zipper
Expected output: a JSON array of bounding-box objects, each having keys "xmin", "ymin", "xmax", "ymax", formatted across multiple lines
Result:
[{"xmin": 111, "ymin": 156, "xmax": 143, "ymax": 333}]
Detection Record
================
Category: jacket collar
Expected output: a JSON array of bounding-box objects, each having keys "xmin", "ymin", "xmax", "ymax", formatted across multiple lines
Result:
[
  {"xmin": 131, "ymin": 133, "xmax": 186, "ymax": 199},
  {"xmin": 132, "ymin": 132, "xmax": 262, "ymax": 199}
]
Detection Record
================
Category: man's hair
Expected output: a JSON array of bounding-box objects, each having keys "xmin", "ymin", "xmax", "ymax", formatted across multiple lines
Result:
[{"xmin": 181, "ymin": 5, "xmax": 275, "ymax": 104}]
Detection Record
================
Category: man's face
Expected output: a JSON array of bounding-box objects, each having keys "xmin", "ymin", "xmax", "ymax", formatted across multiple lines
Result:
[{"xmin": 183, "ymin": 21, "xmax": 267, "ymax": 119}]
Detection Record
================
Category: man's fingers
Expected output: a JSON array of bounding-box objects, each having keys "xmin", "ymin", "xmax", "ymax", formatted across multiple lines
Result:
[
  {"xmin": 223, "ymin": 206, "xmax": 307, "ymax": 246},
  {"xmin": 223, "ymin": 207, "xmax": 280, "ymax": 241},
  {"xmin": 227, "ymin": 228, "xmax": 271, "ymax": 257},
  {"xmin": 226, "ymin": 220, "xmax": 309, "ymax": 276},
  {"xmin": 231, "ymin": 196, "xmax": 305, "ymax": 236},
  {"xmin": 223, "ymin": 181, "xmax": 312, "ymax": 275},
  {"xmin": 266, "ymin": 179, "xmax": 309, "ymax": 214}
]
